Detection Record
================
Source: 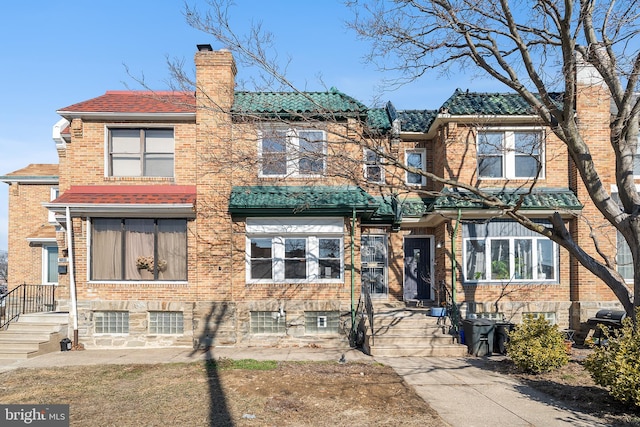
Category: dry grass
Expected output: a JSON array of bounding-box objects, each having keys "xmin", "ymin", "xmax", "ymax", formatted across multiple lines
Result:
[{"xmin": 0, "ymin": 360, "xmax": 445, "ymax": 426}]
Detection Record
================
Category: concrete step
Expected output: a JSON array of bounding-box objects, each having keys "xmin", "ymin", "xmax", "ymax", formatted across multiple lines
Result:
[
  {"xmin": 19, "ymin": 312, "xmax": 69, "ymax": 324},
  {"xmin": 0, "ymin": 314, "xmax": 69, "ymax": 360},
  {"xmin": 371, "ymin": 334, "xmax": 458, "ymax": 347},
  {"xmin": 5, "ymin": 323, "xmax": 67, "ymax": 333},
  {"xmin": 0, "ymin": 331, "xmax": 55, "ymax": 342},
  {"xmin": 0, "ymin": 332, "xmax": 64, "ymax": 358},
  {"xmin": 372, "ymin": 311, "xmax": 447, "ymax": 327},
  {"xmin": 369, "ymin": 344, "xmax": 469, "ymax": 357}
]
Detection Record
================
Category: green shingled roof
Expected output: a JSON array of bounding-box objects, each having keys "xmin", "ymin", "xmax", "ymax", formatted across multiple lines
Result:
[
  {"xmin": 398, "ymin": 110, "xmax": 438, "ymax": 132},
  {"xmin": 366, "ymin": 107, "xmax": 438, "ymax": 133},
  {"xmin": 229, "ymin": 185, "xmax": 379, "ymax": 216},
  {"xmin": 367, "ymin": 108, "xmax": 392, "ymax": 132},
  {"xmin": 232, "ymin": 88, "xmax": 368, "ymax": 119},
  {"xmin": 441, "ymin": 89, "xmax": 563, "ymax": 116},
  {"xmin": 434, "ymin": 188, "xmax": 582, "ymax": 210}
]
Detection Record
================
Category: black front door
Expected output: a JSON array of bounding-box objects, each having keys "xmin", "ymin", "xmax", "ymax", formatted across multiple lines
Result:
[{"xmin": 404, "ymin": 238, "xmax": 432, "ymax": 301}]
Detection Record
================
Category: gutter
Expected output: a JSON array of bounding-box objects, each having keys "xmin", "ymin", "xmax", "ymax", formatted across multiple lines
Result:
[
  {"xmin": 65, "ymin": 206, "xmax": 79, "ymax": 348},
  {"xmin": 351, "ymin": 208, "xmax": 356, "ymax": 330}
]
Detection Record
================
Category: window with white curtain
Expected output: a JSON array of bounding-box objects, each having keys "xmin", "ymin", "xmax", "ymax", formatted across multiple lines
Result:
[
  {"xmin": 91, "ymin": 218, "xmax": 187, "ymax": 281},
  {"xmin": 463, "ymin": 220, "xmax": 557, "ymax": 283}
]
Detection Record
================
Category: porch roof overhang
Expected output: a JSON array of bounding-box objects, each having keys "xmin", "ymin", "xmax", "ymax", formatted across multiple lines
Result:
[
  {"xmin": 26, "ymin": 224, "xmax": 58, "ymax": 244},
  {"xmin": 433, "ymin": 188, "xmax": 582, "ymax": 218},
  {"xmin": 229, "ymin": 185, "xmax": 379, "ymax": 218},
  {"xmin": 363, "ymin": 196, "xmax": 445, "ymax": 228},
  {"xmin": 44, "ymin": 185, "xmax": 197, "ymax": 219}
]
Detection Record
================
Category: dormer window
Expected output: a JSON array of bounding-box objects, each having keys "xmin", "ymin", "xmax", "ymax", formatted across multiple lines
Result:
[
  {"xmin": 477, "ymin": 129, "xmax": 543, "ymax": 179},
  {"xmin": 259, "ymin": 127, "xmax": 326, "ymax": 177},
  {"xmin": 108, "ymin": 128, "xmax": 174, "ymax": 177}
]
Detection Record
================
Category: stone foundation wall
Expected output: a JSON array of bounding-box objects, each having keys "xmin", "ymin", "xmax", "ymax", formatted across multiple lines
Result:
[{"xmin": 62, "ymin": 298, "xmax": 352, "ymax": 349}]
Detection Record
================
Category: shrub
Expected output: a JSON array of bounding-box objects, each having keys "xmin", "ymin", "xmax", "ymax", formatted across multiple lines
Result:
[
  {"xmin": 584, "ymin": 311, "xmax": 640, "ymax": 407},
  {"xmin": 506, "ymin": 315, "xmax": 569, "ymax": 374}
]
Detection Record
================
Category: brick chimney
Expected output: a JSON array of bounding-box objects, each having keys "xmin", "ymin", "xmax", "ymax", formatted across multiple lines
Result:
[{"xmin": 195, "ymin": 45, "xmax": 237, "ymax": 114}]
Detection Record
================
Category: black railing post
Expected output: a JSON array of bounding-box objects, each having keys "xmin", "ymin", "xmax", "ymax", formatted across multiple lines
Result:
[{"xmin": 21, "ymin": 283, "xmax": 27, "ymax": 314}]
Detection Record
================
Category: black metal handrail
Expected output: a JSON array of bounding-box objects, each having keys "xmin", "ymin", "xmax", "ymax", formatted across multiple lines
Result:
[
  {"xmin": 350, "ymin": 284, "xmax": 375, "ymax": 348},
  {"xmin": 0, "ymin": 284, "xmax": 56, "ymax": 330}
]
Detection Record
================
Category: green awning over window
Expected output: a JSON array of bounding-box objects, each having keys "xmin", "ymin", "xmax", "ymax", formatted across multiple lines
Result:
[
  {"xmin": 434, "ymin": 188, "xmax": 582, "ymax": 210},
  {"xmin": 229, "ymin": 186, "xmax": 379, "ymax": 217}
]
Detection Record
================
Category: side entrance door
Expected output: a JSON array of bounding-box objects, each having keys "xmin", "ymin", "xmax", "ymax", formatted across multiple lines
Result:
[{"xmin": 403, "ymin": 237, "xmax": 432, "ymax": 301}]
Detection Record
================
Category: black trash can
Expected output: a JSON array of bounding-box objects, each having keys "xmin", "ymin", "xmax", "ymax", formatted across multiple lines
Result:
[
  {"xmin": 462, "ymin": 318, "xmax": 495, "ymax": 356},
  {"xmin": 494, "ymin": 322, "xmax": 515, "ymax": 355},
  {"xmin": 60, "ymin": 338, "xmax": 72, "ymax": 352}
]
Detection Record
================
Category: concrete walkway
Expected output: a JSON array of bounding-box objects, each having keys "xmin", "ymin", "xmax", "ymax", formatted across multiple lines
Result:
[{"xmin": 0, "ymin": 347, "xmax": 606, "ymax": 427}]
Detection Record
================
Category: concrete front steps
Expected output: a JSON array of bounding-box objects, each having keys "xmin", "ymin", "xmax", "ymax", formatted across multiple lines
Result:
[
  {"xmin": 363, "ymin": 305, "xmax": 468, "ymax": 357},
  {"xmin": 0, "ymin": 312, "xmax": 69, "ymax": 361}
]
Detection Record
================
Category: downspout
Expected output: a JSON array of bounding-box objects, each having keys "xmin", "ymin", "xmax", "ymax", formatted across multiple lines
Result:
[
  {"xmin": 450, "ymin": 209, "xmax": 461, "ymax": 333},
  {"xmin": 65, "ymin": 206, "xmax": 79, "ymax": 347},
  {"xmin": 351, "ymin": 207, "xmax": 356, "ymax": 330}
]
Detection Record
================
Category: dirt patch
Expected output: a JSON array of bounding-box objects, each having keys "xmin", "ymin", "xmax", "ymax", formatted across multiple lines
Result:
[
  {"xmin": 477, "ymin": 347, "xmax": 640, "ymax": 426},
  {"xmin": 0, "ymin": 361, "xmax": 445, "ymax": 426}
]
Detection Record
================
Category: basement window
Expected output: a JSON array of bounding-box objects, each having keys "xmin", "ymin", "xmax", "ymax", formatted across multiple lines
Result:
[
  {"xmin": 250, "ymin": 311, "xmax": 286, "ymax": 334},
  {"xmin": 94, "ymin": 311, "xmax": 129, "ymax": 334},
  {"xmin": 149, "ymin": 311, "xmax": 184, "ymax": 334},
  {"xmin": 305, "ymin": 311, "xmax": 340, "ymax": 334}
]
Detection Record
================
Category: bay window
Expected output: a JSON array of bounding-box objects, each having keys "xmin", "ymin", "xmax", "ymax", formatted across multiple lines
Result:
[
  {"xmin": 463, "ymin": 220, "xmax": 557, "ymax": 283},
  {"xmin": 91, "ymin": 218, "xmax": 187, "ymax": 281},
  {"xmin": 246, "ymin": 218, "xmax": 343, "ymax": 283}
]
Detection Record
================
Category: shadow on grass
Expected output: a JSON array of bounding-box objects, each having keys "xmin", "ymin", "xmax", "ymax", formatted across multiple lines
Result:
[{"xmin": 189, "ymin": 304, "xmax": 233, "ymax": 427}]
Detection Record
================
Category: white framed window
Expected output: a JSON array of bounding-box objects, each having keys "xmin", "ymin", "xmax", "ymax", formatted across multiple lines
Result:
[
  {"xmin": 405, "ymin": 149, "xmax": 426, "ymax": 186},
  {"xmin": 259, "ymin": 127, "xmax": 326, "ymax": 177},
  {"xmin": 613, "ymin": 191, "xmax": 633, "ymax": 282},
  {"xmin": 149, "ymin": 311, "xmax": 184, "ymax": 334},
  {"xmin": 634, "ymin": 135, "xmax": 640, "ymax": 177},
  {"xmin": 617, "ymin": 230, "xmax": 633, "ymax": 282},
  {"xmin": 477, "ymin": 129, "xmax": 544, "ymax": 179},
  {"xmin": 246, "ymin": 218, "xmax": 343, "ymax": 283},
  {"xmin": 94, "ymin": 311, "xmax": 129, "ymax": 334},
  {"xmin": 90, "ymin": 218, "xmax": 187, "ymax": 282},
  {"xmin": 364, "ymin": 148, "xmax": 384, "ymax": 184},
  {"xmin": 463, "ymin": 220, "xmax": 557, "ymax": 283},
  {"xmin": 48, "ymin": 187, "xmax": 59, "ymax": 223},
  {"xmin": 108, "ymin": 128, "xmax": 174, "ymax": 177}
]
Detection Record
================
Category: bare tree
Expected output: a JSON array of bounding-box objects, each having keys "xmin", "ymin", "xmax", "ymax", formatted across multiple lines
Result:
[
  {"xmin": 177, "ymin": 0, "xmax": 639, "ymax": 315},
  {"xmin": 345, "ymin": 0, "xmax": 640, "ymax": 314}
]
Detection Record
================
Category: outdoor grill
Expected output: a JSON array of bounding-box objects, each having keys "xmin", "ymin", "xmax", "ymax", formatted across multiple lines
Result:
[{"xmin": 587, "ymin": 309, "xmax": 627, "ymax": 345}]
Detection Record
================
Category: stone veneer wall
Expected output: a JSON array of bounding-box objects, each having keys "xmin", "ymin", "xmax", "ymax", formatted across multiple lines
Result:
[{"xmin": 59, "ymin": 298, "xmax": 351, "ymax": 349}]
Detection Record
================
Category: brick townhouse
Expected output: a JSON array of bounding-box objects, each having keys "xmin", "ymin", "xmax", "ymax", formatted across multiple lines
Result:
[{"xmin": 1, "ymin": 45, "xmax": 623, "ymax": 350}]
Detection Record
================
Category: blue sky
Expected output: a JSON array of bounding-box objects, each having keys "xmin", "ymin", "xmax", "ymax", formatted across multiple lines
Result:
[{"xmin": 0, "ymin": 0, "xmax": 503, "ymax": 250}]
